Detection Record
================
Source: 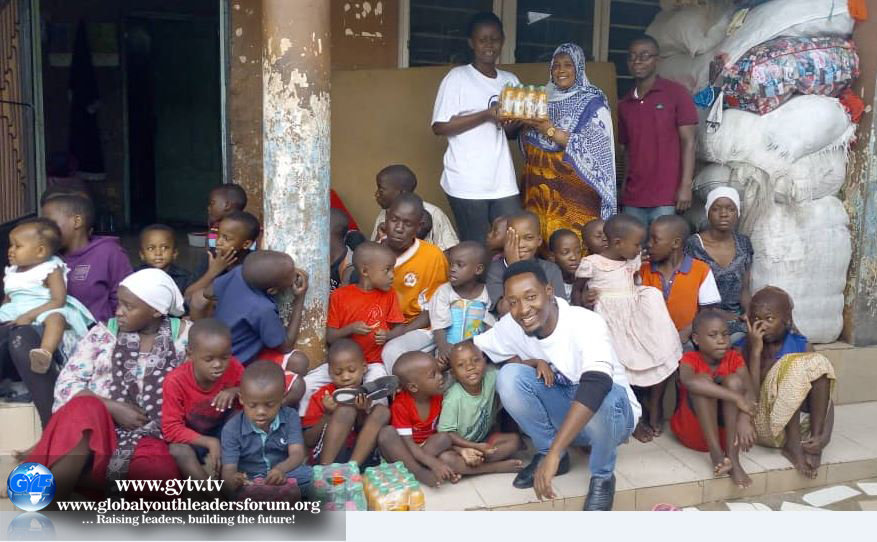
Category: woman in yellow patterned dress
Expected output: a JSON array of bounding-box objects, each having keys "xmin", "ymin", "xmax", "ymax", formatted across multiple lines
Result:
[{"xmin": 521, "ymin": 43, "xmax": 617, "ymax": 249}]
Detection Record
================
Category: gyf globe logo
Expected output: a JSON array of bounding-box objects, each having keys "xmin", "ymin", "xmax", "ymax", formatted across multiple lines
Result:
[{"xmin": 6, "ymin": 462, "xmax": 56, "ymax": 511}]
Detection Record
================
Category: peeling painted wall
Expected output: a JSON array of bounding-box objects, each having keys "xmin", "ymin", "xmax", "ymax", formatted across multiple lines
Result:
[
  {"xmin": 331, "ymin": 0, "xmax": 398, "ymax": 70},
  {"xmin": 261, "ymin": 0, "xmax": 331, "ymax": 366},
  {"xmin": 840, "ymin": 0, "xmax": 877, "ymax": 346},
  {"xmin": 228, "ymin": 0, "xmax": 264, "ymax": 220}
]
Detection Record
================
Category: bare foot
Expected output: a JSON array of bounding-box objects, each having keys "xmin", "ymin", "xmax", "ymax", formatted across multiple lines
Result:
[
  {"xmin": 804, "ymin": 451, "xmax": 823, "ymax": 473},
  {"xmin": 782, "ymin": 443, "xmax": 816, "ymax": 479},
  {"xmin": 632, "ymin": 420, "xmax": 654, "ymax": 443},
  {"xmin": 649, "ymin": 421, "xmax": 664, "ymax": 438},
  {"xmin": 713, "ymin": 457, "xmax": 733, "ymax": 477},
  {"xmin": 413, "ymin": 467, "xmax": 441, "ymax": 488},
  {"xmin": 730, "ymin": 463, "xmax": 752, "ymax": 488},
  {"xmin": 495, "ymin": 458, "xmax": 525, "ymax": 473}
]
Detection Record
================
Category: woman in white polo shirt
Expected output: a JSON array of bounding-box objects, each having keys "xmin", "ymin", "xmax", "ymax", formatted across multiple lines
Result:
[{"xmin": 431, "ymin": 11, "xmax": 522, "ymax": 243}]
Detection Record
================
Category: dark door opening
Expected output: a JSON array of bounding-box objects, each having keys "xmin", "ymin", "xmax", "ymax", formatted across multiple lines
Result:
[{"xmin": 126, "ymin": 14, "xmax": 222, "ymax": 229}]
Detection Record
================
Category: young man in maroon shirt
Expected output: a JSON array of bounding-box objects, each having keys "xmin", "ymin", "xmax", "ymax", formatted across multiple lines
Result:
[{"xmin": 618, "ymin": 36, "xmax": 698, "ymax": 227}]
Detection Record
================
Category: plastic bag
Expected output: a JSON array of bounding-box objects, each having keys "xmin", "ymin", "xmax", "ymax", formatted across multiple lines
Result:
[{"xmin": 646, "ymin": 3, "xmax": 733, "ymax": 57}]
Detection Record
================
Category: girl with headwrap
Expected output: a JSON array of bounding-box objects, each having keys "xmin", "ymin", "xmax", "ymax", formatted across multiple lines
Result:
[
  {"xmin": 22, "ymin": 269, "xmax": 189, "ymax": 500},
  {"xmin": 684, "ymin": 187, "xmax": 753, "ymax": 338},
  {"xmin": 521, "ymin": 43, "xmax": 617, "ymax": 246}
]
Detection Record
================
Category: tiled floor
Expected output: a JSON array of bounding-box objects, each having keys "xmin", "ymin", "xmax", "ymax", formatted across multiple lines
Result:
[{"xmin": 421, "ymin": 401, "xmax": 877, "ymax": 510}]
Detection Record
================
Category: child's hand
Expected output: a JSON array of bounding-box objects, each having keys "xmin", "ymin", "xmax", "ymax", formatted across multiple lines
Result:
[
  {"xmin": 348, "ymin": 321, "xmax": 373, "ymax": 336},
  {"xmin": 435, "ymin": 343, "xmax": 452, "ymax": 368},
  {"xmin": 376, "ymin": 222, "xmax": 387, "ymax": 241},
  {"xmin": 374, "ymin": 327, "xmax": 390, "ymax": 345},
  {"xmin": 322, "ymin": 394, "xmax": 338, "ymax": 414},
  {"xmin": 503, "ymin": 228, "xmax": 521, "ymax": 263},
  {"xmin": 458, "ymin": 447, "xmax": 484, "ymax": 467},
  {"xmin": 264, "ymin": 467, "xmax": 286, "ymax": 486},
  {"xmin": 14, "ymin": 313, "xmax": 35, "ymax": 326},
  {"xmin": 353, "ymin": 393, "xmax": 372, "ymax": 412},
  {"xmin": 734, "ymin": 395, "xmax": 756, "ymax": 417},
  {"xmin": 735, "ymin": 416, "xmax": 756, "ymax": 452},
  {"xmin": 292, "ymin": 269, "xmax": 309, "ymax": 297},
  {"xmin": 533, "ymin": 360, "xmax": 555, "ymax": 387},
  {"xmin": 208, "ymin": 248, "xmax": 237, "ymax": 274},
  {"xmin": 204, "ymin": 437, "xmax": 222, "ymax": 477},
  {"xmin": 747, "ymin": 318, "xmax": 766, "ymax": 350},
  {"xmin": 583, "ymin": 289, "xmax": 599, "ymax": 309},
  {"xmin": 212, "ymin": 388, "xmax": 239, "ymax": 411},
  {"xmin": 111, "ymin": 402, "xmax": 148, "ymax": 429}
]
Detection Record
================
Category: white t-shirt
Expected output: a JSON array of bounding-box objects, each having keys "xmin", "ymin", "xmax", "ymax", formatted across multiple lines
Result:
[
  {"xmin": 432, "ymin": 65, "xmax": 520, "ymax": 200},
  {"xmin": 474, "ymin": 297, "xmax": 641, "ymax": 420}
]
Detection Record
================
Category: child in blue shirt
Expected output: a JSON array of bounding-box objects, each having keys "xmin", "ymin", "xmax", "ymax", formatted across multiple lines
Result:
[
  {"xmin": 221, "ymin": 361, "xmax": 311, "ymax": 501},
  {"xmin": 209, "ymin": 250, "xmax": 309, "ymax": 405}
]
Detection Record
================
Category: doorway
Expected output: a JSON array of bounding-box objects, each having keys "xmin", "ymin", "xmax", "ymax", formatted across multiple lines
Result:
[{"xmin": 125, "ymin": 14, "xmax": 222, "ymax": 228}]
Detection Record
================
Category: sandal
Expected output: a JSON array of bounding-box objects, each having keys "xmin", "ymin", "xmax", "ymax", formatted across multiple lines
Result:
[{"xmin": 332, "ymin": 375, "xmax": 399, "ymax": 405}]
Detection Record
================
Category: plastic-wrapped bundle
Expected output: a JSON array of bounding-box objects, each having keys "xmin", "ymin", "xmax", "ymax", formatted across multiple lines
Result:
[
  {"xmin": 698, "ymin": 95, "xmax": 855, "ymax": 170},
  {"xmin": 716, "ymin": 0, "xmax": 854, "ymax": 64},
  {"xmin": 646, "ymin": 2, "xmax": 733, "ymax": 57},
  {"xmin": 692, "ymin": 163, "xmax": 732, "ymax": 201},
  {"xmin": 749, "ymin": 196, "xmax": 851, "ymax": 343},
  {"xmin": 721, "ymin": 36, "xmax": 859, "ymax": 115}
]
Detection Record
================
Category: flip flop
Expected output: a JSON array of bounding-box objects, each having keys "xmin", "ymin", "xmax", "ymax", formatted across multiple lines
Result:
[
  {"xmin": 29, "ymin": 348, "xmax": 53, "ymax": 375},
  {"xmin": 332, "ymin": 375, "xmax": 399, "ymax": 405}
]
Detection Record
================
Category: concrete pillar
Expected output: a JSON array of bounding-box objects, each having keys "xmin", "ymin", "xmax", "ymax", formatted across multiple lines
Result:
[
  {"xmin": 261, "ymin": 0, "xmax": 331, "ymax": 366},
  {"xmin": 841, "ymin": 0, "xmax": 877, "ymax": 347}
]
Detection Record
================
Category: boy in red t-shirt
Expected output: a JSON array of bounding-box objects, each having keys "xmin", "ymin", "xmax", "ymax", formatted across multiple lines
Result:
[
  {"xmin": 302, "ymin": 340, "xmax": 389, "ymax": 466},
  {"xmin": 377, "ymin": 352, "xmax": 457, "ymax": 488},
  {"xmin": 163, "ymin": 318, "xmax": 244, "ymax": 481},
  {"xmin": 299, "ymin": 242, "xmax": 405, "ymax": 413},
  {"xmin": 671, "ymin": 309, "xmax": 757, "ymax": 489}
]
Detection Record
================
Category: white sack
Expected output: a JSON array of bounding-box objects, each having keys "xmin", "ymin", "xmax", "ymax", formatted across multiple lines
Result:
[
  {"xmin": 698, "ymin": 96, "xmax": 854, "ymax": 171},
  {"xmin": 772, "ymin": 148, "xmax": 848, "ymax": 204},
  {"xmin": 656, "ymin": 53, "xmax": 713, "ymax": 93},
  {"xmin": 749, "ymin": 196, "xmax": 851, "ymax": 343},
  {"xmin": 646, "ymin": 3, "xmax": 732, "ymax": 57},
  {"xmin": 693, "ymin": 162, "xmax": 732, "ymax": 201}
]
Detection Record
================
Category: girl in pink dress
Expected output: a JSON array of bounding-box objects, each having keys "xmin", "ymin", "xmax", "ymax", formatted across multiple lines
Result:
[{"xmin": 576, "ymin": 214, "xmax": 681, "ymax": 441}]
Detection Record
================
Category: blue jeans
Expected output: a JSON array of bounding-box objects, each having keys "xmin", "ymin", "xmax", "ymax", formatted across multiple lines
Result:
[
  {"xmin": 622, "ymin": 205, "xmax": 676, "ymax": 228},
  {"xmin": 446, "ymin": 194, "xmax": 521, "ymax": 243},
  {"xmin": 496, "ymin": 363, "xmax": 635, "ymax": 479}
]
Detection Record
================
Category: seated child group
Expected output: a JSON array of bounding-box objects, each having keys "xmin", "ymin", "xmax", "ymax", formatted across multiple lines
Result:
[{"xmin": 2, "ymin": 164, "xmax": 836, "ymax": 503}]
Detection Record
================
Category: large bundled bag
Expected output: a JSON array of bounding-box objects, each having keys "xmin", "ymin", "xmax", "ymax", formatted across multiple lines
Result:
[
  {"xmin": 749, "ymin": 196, "xmax": 851, "ymax": 343},
  {"xmin": 647, "ymin": 2, "xmax": 733, "ymax": 57},
  {"xmin": 698, "ymin": 95, "xmax": 855, "ymax": 170},
  {"xmin": 692, "ymin": 162, "xmax": 732, "ymax": 201},
  {"xmin": 682, "ymin": 0, "xmax": 855, "ymax": 92},
  {"xmin": 772, "ymin": 148, "xmax": 847, "ymax": 204},
  {"xmin": 657, "ymin": 53, "xmax": 713, "ymax": 93},
  {"xmin": 721, "ymin": 36, "xmax": 859, "ymax": 114}
]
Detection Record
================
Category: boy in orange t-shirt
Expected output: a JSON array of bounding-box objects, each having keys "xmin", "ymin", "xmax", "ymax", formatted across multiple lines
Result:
[{"xmin": 299, "ymin": 242, "xmax": 406, "ymax": 414}]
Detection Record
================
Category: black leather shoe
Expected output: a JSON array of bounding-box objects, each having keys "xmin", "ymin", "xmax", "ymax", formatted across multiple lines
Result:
[
  {"xmin": 512, "ymin": 452, "xmax": 570, "ymax": 489},
  {"xmin": 583, "ymin": 475, "xmax": 616, "ymax": 511}
]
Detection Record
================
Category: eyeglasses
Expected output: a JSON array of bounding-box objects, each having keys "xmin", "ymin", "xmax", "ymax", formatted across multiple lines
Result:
[{"xmin": 628, "ymin": 52, "xmax": 658, "ymax": 62}]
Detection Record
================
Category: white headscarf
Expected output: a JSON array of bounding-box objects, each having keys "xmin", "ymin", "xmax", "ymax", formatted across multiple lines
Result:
[
  {"xmin": 119, "ymin": 269, "xmax": 185, "ymax": 317},
  {"xmin": 705, "ymin": 186, "xmax": 741, "ymax": 215}
]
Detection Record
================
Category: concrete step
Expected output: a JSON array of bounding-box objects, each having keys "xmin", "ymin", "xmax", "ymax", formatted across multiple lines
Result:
[
  {"xmin": 424, "ymin": 402, "xmax": 877, "ymax": 511},
  {"xmin": 0, "ymin": 401, "xmax": 41, "ymax": 453},
  {"xmin": 814, "ymin": 343, "xmax": 877, "ymax": 405}
]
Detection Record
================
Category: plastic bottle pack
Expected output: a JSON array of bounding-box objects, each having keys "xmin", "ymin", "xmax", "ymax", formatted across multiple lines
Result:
[
  {"xmin": 310, "ymin": 462, "xmax": 367, "ymax": 511},
  {"xmin": 363, "ymin": 462, "xmax": 425, "ymax": 511}
]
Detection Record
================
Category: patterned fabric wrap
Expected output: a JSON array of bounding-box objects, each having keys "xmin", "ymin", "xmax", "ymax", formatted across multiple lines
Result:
[
  {"xmin": 106, "ymin": 318, "xmax": 179, "ymax": 485},
  {"xmin": 720, "ymin": 36, "xmax": 859, "ymax": 115},
  {"xmin": 521, "ymin": 42, "xmax": 616, "ymax": 220},
  {"xmin": 754, "ymin": 352, "xmax": 836, "ymax": 448}
]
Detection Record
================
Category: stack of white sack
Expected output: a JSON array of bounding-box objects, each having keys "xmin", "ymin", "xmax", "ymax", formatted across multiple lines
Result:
[
  {"xmin": 648, "ymin": 1, "xmax": 858, "ymax": 343},
  {"xmin": 649, "ymin": 0, "xmax": 855, "ymax": 93}
]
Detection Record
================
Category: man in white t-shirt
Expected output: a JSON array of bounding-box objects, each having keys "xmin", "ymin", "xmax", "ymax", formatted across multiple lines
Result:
[
  {"xmin": 474, "ymin": 259, "xmax": 640, "ymax": 510},
  {"xmin": 431, "ymin": 11, "xmax": 522, "ymax": 244}
]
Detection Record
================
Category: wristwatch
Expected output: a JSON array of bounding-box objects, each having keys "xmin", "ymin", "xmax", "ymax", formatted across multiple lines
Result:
[{"xmin": 546, "ymin": 125, "xmax": 556, "ymax": 139}]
